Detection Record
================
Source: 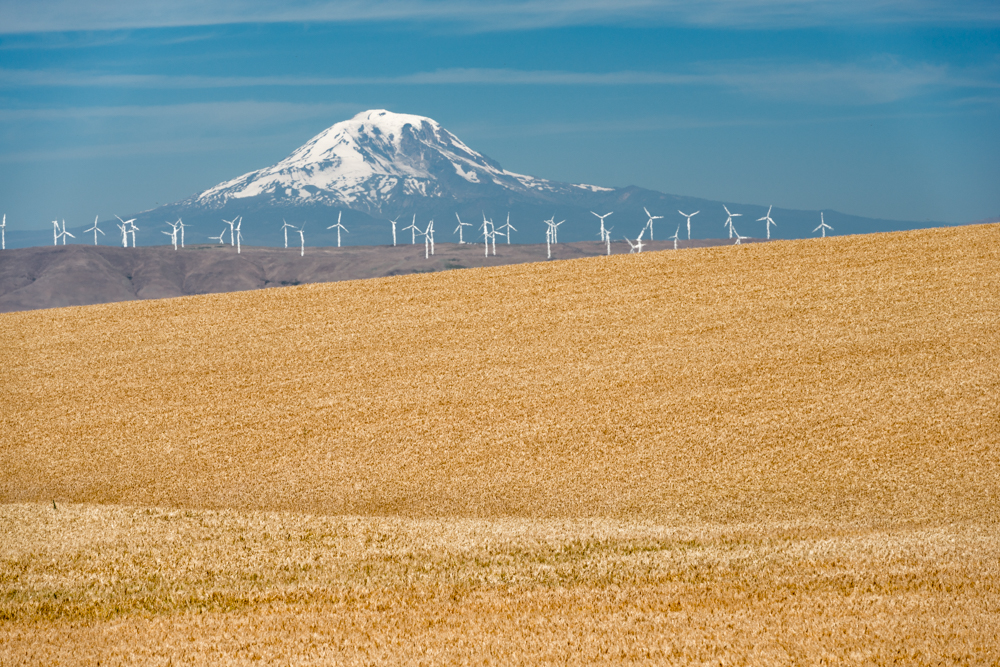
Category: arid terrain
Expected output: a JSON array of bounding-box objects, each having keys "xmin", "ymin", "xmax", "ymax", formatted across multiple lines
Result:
[
  {"xmin": 2, "ymin": 224, "xmax": 998, "ymax": 664},
  {"xmin": 0, "ymin": 238, "xmax": 744, "ymax": 313}
]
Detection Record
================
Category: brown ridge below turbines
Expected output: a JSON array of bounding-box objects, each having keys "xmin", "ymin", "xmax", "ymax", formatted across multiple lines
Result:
[{"xmin": 1, "ymin": 223, "xmax": 999, "ymax": 664}]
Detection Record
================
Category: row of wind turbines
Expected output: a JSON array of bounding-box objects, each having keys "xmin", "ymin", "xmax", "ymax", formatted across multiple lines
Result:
[{"xmin": 2, "ymin": 205, "xmax": 834, "ymax": 254}]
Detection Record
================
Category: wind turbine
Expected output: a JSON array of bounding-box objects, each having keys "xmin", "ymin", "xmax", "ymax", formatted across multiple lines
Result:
[
  {"xmin": 757, "ymin": 205, "xmax": 776, "ymax": 240},
  {"xmin": 209, "ymin": 228, "xmax": 227, "ymax": 244},
  {"xmin": 327, "ymin": 211, "xmax": 348, "ymax": 247},
  {"xmin": 162, "ymin": 221, "xmax": 179, "ymax": 250},
  {"xmin": 546, "ymin": 225, "xmax": 553, "ymax": 259},
  {"xmin": 390, "ymin": 216, "xmax": 400, "ymax": 246},
  {"xmin": 643, "ymin": 207, "xmax": 663, "ymax": 240},
  {"xmin": 723, "ymin": 205, "xmax": 742, "ymax": 239},
  {"xmin": 297, "ymin": 223, "xmax": 306, "ymax": 256},
  {"xmin": 422, "ymin": 219, "xmax": 435, "ymax": 257},
  {"xmin": 281, "ymin": 220, "xmax": 295, "ymax": 248},
  {"xmin": 733, "ymin": 227, "xmax": 746, "ymax": 245},
  {"xmin": 814, "ymin": 212, "xmax": 833, "ymax": 238},
  {"xmin": 591, "ymin": 211, "xmax": 613, "ymax": 242},
  {"xmin": 0, "ymin": 214, "xmax": 5, "ymax": 250},
  {"xmin": 115, "ymin": 216, "xmax": 135, "ymax": 248},
  {"xmin": 84, "ymin": 216, "xmax": 104, "ymax": 245},
  {"xmin": 481, "ymin": 214, "xmax": 493, "ymax": 257},
  {"xmin": 626, "ymin": 227, "xmax": 646, "ymax": 253},
  {"xmin": 175, "ymin": 219, "xmax": 188, "ymax": 248},
  {"xmin": 605, "ymin": 226, "xmax": 614, "ymax": 255},
  {"xmin": 52, "ymin": 220, "xmax": 60, "ymax": 246},
  {"xmin": 57, "ymin": 220, "xmax": 75, "ymax": 245},
  {"xmin": 669, "ymin": 224, "xmax": 680, "ymax": 250},
  {"xmin": 234, "ymin": 217, "xmax": 243, "ymax": 253},
  {"xmin": 223, "ymin": 217, "xmax": 237, "ymax": 246},
  {"xmin": 498, "ymin": 213, "xmax": 516, "ymax": 244},
  {"xmin": 454, "ymin": 213, "xmax": 471, "ymax": 244},
  {"xmin": 403, "ymin": 214, "xmax": 418, "ymax": 244},
  {"xmin": 679, "ymin": 210, "xmax": 699, "ymax": 240},
  {"xmin": 127, "ymin": 220, "xmax": 139, "ymax": 247},
  {"xmin": 552, "ymin": 219, "xmax": 565, "ymax": 244}
]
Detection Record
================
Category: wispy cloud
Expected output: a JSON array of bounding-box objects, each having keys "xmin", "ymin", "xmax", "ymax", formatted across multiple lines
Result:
[
  {"xmin": 3, "ymin": 59, "xmax": 995, "ymax": 104},
  {"xmin": 1, "ymin": 0, "xmax": 998, "ymax": 34}
]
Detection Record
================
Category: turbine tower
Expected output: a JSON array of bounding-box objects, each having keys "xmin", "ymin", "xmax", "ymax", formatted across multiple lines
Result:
[
  {"xmin": 643, "ymin": 207, "xmax": 663, "ymax": 240},
  {"xmin": 723, "ymin": 205, "xmax": 742, "ymax": 239},
  {"xmin": 127, "ymin": 220, "xmax": 139, "ymax": 248},
  {"xmin": 454, "ymin": 213, "xmax": 471, "ymax": 244},
  {"xmin": 403, "ymin": 214, "xmax": 418, "ymax": 244},
  {"xmin": 176, "ymin": 219, "xmax": 188, "ymax": 248},
  {"xmin": 605, "ymin": 226, "xmax": 613, "ymax": 255},
  {"xmin": 223, "ymin": 217, "xmax": 237, "ymax": 246},
  {"xmin": 115, "ymin": 216, "xmax": 135, "ymax": 248},
  {"xmin": 57, "ymin": 220, "xmax": 75, "ymax": 245},
  {"xmin": 679, "ymin": 210, "xmax": 699, "ymax": 240},
  {"xmin": 0, "ymin": 214, "xmax": 5, "ymax": 250},
  {"xmin": 669, "ymin": 224, "xmax": 680, "ymax": 250},
  {"xmin": 234, "ymin": 217, "xmax": 243, "ymax": 253},
  {"xmin": 84, "ymin": 216, "xmax": 105, "ymax": 245},
  {"xmin": 591, "ymin": 211, "xmax": 613, "ymax": 242},
  {"xmin": 390, "ymin": 216, "xmax": 400, "ymax": 246},
  {"xmin": 297, "ymin": 223, "xmax": 306, "ymax": 256},
  {"xmin": 327, "ymin": 211, "xmax": 348, "ymax": 247},
  {"xmin": 757, "ymin": 205, "xmax": 777, "ymax": 240},
  {"xmin": 498, "ymin": 213, "xmax": 516, "ymax": 244},
  {"xmin": 281, "ymin": 220, "xmax": 296, "ymax": 248},
  {"xmin": 814, "ymin": 212, "xmax": 833, "ymax": 238},
  {"xmin": 163, "ymin": 221, "xmax": 179, "ymax": 250},
  {"xmin": 52, "ymin": 220, "xmax": 60, "ymax": 246}
]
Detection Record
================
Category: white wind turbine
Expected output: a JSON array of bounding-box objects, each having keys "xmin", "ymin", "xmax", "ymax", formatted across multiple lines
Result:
[
  {"xmin": 163, "ymin": 221, "xmax": 179, "ymax": 250},
  {"xmin": 52, "ymin": 220, "xmax": 60, "ymax": 246},
  {"xmin": 223, "ymin": 217, "xmax": 237, "ymax": 246},
  {"xmin": 297, "ymin": 223, "xmax": 306, "ymax": 256},
  {"xmin": 669, "ymin": 224, "xmax": 680, "ymax": 250},
  {"xmin": 327, "ymin": 211, "xmax": 348, "ymax": 247},
  {"xmin": 644, "ymin": 207, "xmax": 663, "ymax": 240},
  {"xmin": 128, "ymin": 220, "xmax": 139, "ymax": 247},
  {"xmin": 57, "ymin": 220, "xmax": 75, "ymax": 245},
  {"xmin": 814, "ymin": 212, "xmax": 833, "ymax": 238},
  {"xmin": 604, "ymin": 225, "xmax": 614, "ymax": 255},
  {"xmin": 175, "ymin": 219, "xmax": 188, "ymax": 248},
  {"xmin": 757, "ymin": 205, "xmax": 777, "ymax": 240},
  {"xmin": 281, "ymin": 219, "xmax": 295, "ymax": 248},
  {"xmin": 390, "ymin": 216, "xmax": 400, "ymax": 246},
  {"xmin": 481, "ymin": 215, "xmax": 494, "ymax": 257},
  {"xmin": 551, "ymin": 218, "xmax": 565, "ymax": 244},
  {"xmin": 209, "ymin": 228, "xmax": 227, "ymax": 244},
  {"xmin": 115, "ymin": 216, "xmax": 135, "ymax": 248},
  {"xmin": 733, "ymin": 227, "xmax": 746, "ymax": 245},
  {"xmin": 0, "ymin": 214, "xmax": 5, "ymax": 250},
  {"xmin": 403, "ymin": 214, "xmax": 418, "ymax": 244},
  {"xmin": 422, "ymin": 219, "xmax": 435, "ymax": 258},
  {"xmin": 679, "ymin": 210, "xmax": 699, "ymax": 240},
  {"xmin": 454, "ymin": 213, "xmax": 471, "ymax": 244},
  {"xmin": 84, "ymin": 216, "xmax": 104, "ymax": 245},
  {"xmin": 498, "ymin": 213, "xmax": 516, "ymax": 244},
  {"xmin": 234, "ymin": 217, "xmax": 243, "ymax": 253},
  {"xmin": 723, "ymin": 205, "xmax": 742, "ymax": 239},
  {"xmin": 591, "ymin": 211, "xmax": 613, "ymax": 242},
  {"xmin": 546, "ymin": 224, "xmax": 553, "ymax": 259},
  {"xmin": 626, "ymin": 227, "xmax": 646, "ymax": 254}
]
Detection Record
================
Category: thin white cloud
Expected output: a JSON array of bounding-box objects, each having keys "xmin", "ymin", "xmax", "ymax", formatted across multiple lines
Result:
[
  {"xmin": 0, "ymin": 0, "xmax": 998, "ymax": 34},
  {"xmin": 2, "ymin": 60, "xmax": 995, "ymax": 104}
]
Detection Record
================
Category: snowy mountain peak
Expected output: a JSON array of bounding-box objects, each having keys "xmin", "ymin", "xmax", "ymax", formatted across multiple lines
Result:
[{"xmin": 193, "ymin": 109, "xmax": 610, "ymax": 216}]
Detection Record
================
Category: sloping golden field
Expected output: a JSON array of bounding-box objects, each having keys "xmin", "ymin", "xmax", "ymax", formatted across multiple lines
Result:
[{"xmin": 2, "ymin": 224, "xmax": 999, "ymax": 664}]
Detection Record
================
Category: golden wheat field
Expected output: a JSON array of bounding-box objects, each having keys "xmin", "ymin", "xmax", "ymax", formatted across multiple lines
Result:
[{"xmin": 2, "ymin": 224, "xmax": 999, "ymax": 664}]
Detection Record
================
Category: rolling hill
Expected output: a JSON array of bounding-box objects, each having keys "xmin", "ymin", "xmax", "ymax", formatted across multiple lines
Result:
[{"xmin": 2, "ymin": 223, "xmax": 998, "ymax": 664}]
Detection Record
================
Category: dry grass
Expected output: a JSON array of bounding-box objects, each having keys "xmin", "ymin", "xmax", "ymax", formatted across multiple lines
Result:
[
  {"xmin": 2, "ymin": 503, "xmax": 999, "ymax": 664},
  {"xmin": 2, "ymin": 224, "xmax": 999, "ymax": 663}
]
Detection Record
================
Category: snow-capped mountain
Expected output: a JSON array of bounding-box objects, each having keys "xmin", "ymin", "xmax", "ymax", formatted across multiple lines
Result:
[{"xmin": 192, "ymin": 109, "xmax": 611, "ymax": 216}]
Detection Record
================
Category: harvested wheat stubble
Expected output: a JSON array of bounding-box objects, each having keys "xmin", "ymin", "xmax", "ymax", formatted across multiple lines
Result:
[
  {"xmin": 2, "ymin": 503, "xmax": 999, "ymax": 665},
  {"xmin": 1, "ymin": 224, "xmax": 999, "ymax": 664}
]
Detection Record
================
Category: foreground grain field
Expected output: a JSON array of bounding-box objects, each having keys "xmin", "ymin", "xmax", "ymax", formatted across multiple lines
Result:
[{"xmin": 2, "ymin": 224, "xmax": 999, "ymax": 664}]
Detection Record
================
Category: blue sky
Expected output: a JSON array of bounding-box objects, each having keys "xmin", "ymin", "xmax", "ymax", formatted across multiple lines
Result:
[{"xmin": 1, "ymin": 0, "xmax": 998, "ymax": 230}]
